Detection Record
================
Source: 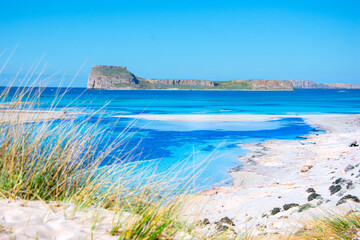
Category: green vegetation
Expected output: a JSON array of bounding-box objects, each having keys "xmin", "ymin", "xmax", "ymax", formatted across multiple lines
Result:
[
  {"xmin": 95, "ymin": 66, "xmax": 135, "ymax": 78},
  {"xmin": 213, "ymin": 80, "xmax": 252, "ymax": 90},
  {"xmin": 287, "ymin": 210, "xmax": 360, "ymax": 240}
]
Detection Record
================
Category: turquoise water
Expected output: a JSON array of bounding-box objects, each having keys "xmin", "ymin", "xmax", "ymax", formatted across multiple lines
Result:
[
  {"xmin": 35, "ymin": 88, "xmax": 360, "ymax": 115},
  {"xmin": 2, "ymin": 88, "xmax": 360, "ymax": 188}
]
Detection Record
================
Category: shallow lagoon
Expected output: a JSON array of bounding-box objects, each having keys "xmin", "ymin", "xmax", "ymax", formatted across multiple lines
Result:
[{"xmin": 3, "ymin": 88, "xmax": 360, "ymax": 188}]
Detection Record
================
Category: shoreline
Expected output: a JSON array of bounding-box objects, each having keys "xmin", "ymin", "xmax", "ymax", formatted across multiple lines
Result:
[
  {"xmin": 118, "ymin": 113, "xmax": 353, "ymax": 122},
  {"xmin": 2, "ymin": 112, "xmax": 360, "ymax": 238},
  {"xmin": 184, "ymin": 114, "xmax": 360, "ymax": 237},
  {"xmin": 0, "ymin": 109, "xmax": 75, "ymax": 123}
]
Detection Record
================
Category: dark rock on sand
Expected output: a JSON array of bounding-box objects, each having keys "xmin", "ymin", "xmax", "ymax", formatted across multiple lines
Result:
[
  {"xmin": 308, "ymin": 193, "xmax": 321, "ymax": 201},
  {"xmin": 216, "ymin": 223, "xmax": 229, "ymax": 232},
  {"xmin": 300, "ymin": 165, "xmax": 313, "ymax": 172},
  {"xmin": 218, "ymin": 217, "xmax": 235, "ymax": 226},
  {"xmin": 283, "ymin": 203, "xmax": 299, "ymax": 211},
  {"xmin": 346, "ymin": 180, "xmax": 354, "ymax": 190},
  {"xmin": 334, "ymin": 178, "xmax": 354, "ymax": 189},
  {"xmin": 270, "ymin": 207, "xmax": 281, "ymax": 215},
  {"xmin": 345, "ymin": 164, "xmax": 355, "ymax": 172},
  {"xmin": 337, "ymin": 195, "xmax": 360, "ymax": 205},
  {"xmin": 298, "ymin": 204, "xmax": 313, "ymax": 212},
  {"xmin": 334, "ymin": 178, "xmax": 344, "ymax": 184},
  {"xmin": 201, "ymin": 218, "xmax": 210, "ymax": 225},
  {"xmin": 306, "ymin": 188, "xmax": 315, "ymax": 193},
  {"xmin": 334, "ymin": 178, "xmax": 352, "ymax": 185},
  {"xmin": 329, "ymin": 185, "xmax": 342, "ymax": 195}
]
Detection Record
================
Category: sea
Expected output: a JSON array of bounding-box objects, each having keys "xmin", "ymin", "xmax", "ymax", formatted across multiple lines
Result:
[{"xmin": 3, "ymin": 88, "xmax": 360, "ymax": 189}]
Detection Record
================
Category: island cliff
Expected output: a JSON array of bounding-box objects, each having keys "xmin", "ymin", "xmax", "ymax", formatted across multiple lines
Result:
[
  {"xmin": 87, "ymin": 65, "xmax": 360, "ymax": 90},
  {"xmin": 88, "ymin": 65, "xmax": 293, "ymax": 90}
]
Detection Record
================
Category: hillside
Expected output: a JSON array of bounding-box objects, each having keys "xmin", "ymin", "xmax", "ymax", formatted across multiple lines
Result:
[
  {"xmin": 87, "ymin": 65, "xmax": 360, "ymax": 90},
  {"xmin": 87, "ymin": 65, "xmax": 294, "ymax": 91}
]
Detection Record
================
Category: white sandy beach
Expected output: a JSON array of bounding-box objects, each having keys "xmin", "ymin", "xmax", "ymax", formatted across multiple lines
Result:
[
  {"xmin": 1, "ymin": 113, "xmax": 359, "ymax": 239},
  {"xmin": 120, "ymin": 114, "xmax": 286, "ymax": 122},
  {"xmin": 185, "ymin": 114, "xmax": 360, "ymax": 238}
]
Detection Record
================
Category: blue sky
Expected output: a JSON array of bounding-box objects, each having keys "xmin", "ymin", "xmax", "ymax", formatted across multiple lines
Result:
[{"xmin": 0, "ymin": 0, "xmax": 359, "ymax": 87}]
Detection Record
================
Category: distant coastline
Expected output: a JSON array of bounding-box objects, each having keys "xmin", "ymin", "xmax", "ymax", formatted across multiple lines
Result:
[{"xmin": 87, "ymin": 65, "xmax": 360, "ymax": 91}]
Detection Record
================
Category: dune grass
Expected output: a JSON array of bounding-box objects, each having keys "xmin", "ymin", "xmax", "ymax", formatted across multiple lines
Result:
[
  {"xmin": 286, "ymin": 210, "xmax": 360, "ymax": 240},
  {"xmin": 0, "ymin": 83, "xmax": 243, "ymax": 239}
]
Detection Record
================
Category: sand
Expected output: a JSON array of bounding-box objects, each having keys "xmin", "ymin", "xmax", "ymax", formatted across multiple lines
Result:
[
  {"xmin": 0, "ymin": 199, "xmax": 126, "ymax": 240},
  {"xmin": 119, "ymin": 114, "xmax": 285, "ymax": 122},
  {"xmin": 185, "ymin": 114, "xmax": 360, "ymax": 237},
  {"xmin": 0, "ymin": 109, "xmax": 73, "ymax": 124},
  {"xmin": 1, "ymin": 113, "xmax": 360, "ymax": 239}
]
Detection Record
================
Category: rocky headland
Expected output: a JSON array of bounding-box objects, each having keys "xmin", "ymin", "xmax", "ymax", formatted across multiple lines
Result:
[
  {"xmin": 87, "ymin": 65, "xmax": 293, "ymax": 90},
  {"xmin": 87, "ymin": 65, "xmax": 360, "ymax": 91}
]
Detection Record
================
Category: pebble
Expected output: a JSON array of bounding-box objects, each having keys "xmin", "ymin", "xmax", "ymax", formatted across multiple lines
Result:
[
  {"xmin": 329, "ymin": 185, "xmax": 341, "ymax": 195},
  {"xmin": 345, "ymin": 164, "xmax": 355, "ymax": 172},
  {"xmin": 308, "ymin": 193, "xmax": 321, "ymax": 201},
  {"xmin": 270, "ymin": 208, "xmax": 281, "ymax": 215},
  {"xmin": 301, "ymin": 165, "xmax": 313, "ymax": 172}
]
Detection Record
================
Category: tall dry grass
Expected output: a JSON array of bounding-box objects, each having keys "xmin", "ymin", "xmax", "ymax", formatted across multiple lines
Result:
[
  {"xmin": 0, "ymin": 87, "xmax": 196, "ymax": 239},
  {"xmin": 0, "ymin": 50, "xmax": 251, "ymax": 239}
]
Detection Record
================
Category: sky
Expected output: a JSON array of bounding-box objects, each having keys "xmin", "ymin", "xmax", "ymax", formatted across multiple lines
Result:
[{"xmin": 0, "ymin": 0, "xmax": 359, "ymax": 87}]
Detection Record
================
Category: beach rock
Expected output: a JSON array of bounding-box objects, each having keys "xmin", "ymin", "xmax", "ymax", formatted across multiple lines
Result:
[
  {"xmin": 301, "ymin": 165, "xmax": 313, "ymax": 172},
  {"xmin": 298, "ymin": 204, "xmax": 313, "ymax": 212},
  {"xmin": 329, "ymin": 185, "xmax": 342, "ymax": 195},
  {"xmin": 334, "ymin": 178, "xmax": 353, "ymax": 186},
  {"xmin": 283, "ymin": 203, "xmax": 299, "ymax": 211},
  {"xmin": 218, "ymin": 217, "xmax": 235, "ymax": 226},
  {"xmin": 347, "ymin": 181, "xmax": 355, "ymax": 190},
  {"xmin": 306, "ymin": 188, "xmax": 315, "ymax": 193},
  {"xmin": 308, "ymin": 193, "xmax": 321, "ymax": 201},
  {"xmin": 270, "ymin": 207, "xmax": 281, "ymax": 215},
  {"xmin": 336, "ymin": 195, "xmax": 360, "ymax": 205},
  {"xmin": 345, "ymin": 164, "xmax": 355, "ymax": 172},
  {"xmin": 216, "ymin": 224, "xmax": 229, "ymax": 232},
  {"xmin": 349, "ymin": 141, "xmax": 359, "ymax": 147},
  {"xmin": 334, "ymin": 178, "xmax": 344, "ymax": 184},
  {"xmin": 200, "ymin": 218, "xmax": 210, "ymax": 225}
]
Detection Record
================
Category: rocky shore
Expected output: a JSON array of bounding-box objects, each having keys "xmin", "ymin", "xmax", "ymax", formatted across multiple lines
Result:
[{"xmin": 185, "ymin": 114, "xmax": 360, "ymax": 238}]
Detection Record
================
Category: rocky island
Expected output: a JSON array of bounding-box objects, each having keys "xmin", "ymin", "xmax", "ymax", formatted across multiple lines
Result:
[{"xmin": 87, "ymin": 65, "xmax": 360, "ymax": 91}]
